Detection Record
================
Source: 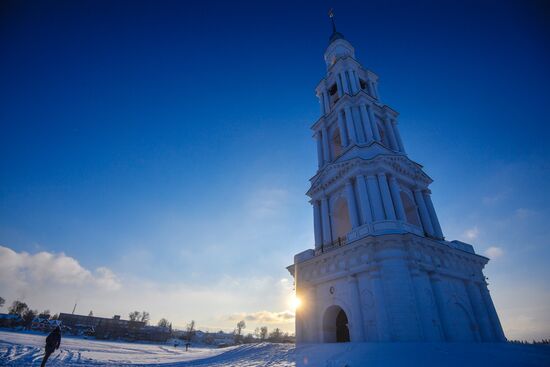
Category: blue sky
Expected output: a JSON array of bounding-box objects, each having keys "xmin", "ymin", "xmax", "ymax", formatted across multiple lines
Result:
[{"xmin": 0, "ymin": 0, "xmax": 549, "ymax": 338}]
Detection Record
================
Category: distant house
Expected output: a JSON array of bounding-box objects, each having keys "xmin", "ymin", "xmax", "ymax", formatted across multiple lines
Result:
[
  {"xmin": 134, "ymin": 325, "xmax": 171, "ymax": 342},
  {"xmin": 58, "ymin": 313, "xmax": 170, "ymax": 342},
  {"xmin": 0, "ymin": 313, "xmax": 24, "ymax": 328},
  {"xmin": 211, "ymin": 331, "xmax": 235, "ymax": 347},
  {"xmin": 31, "ymin": 317, "xmax": 62, "ymax": 332}
]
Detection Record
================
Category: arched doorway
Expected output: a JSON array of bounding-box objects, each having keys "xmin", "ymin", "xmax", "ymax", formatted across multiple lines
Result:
[
  {"xmin": 323, "ymin": 305, "xmax": 351, "ymax": 343},
  {"xmin": 336, "ymin": 309, "xmax": 350, "ymax": 342}
]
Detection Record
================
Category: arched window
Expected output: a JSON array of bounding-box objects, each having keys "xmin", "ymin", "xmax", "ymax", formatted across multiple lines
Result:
[
  {"xmin": 331, "ymin": 130, "xmax": 343, "ymax": 158},
  {"xmin": 332, "ymin": 197, "xmax": 351, "ymax": 241},
  {"xmin": 401, "ymin": 191, "xmax": 421, "ymax": 227}
]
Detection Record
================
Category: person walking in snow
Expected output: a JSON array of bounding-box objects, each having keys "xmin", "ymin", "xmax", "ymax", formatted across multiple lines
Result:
[{"xmin": 41, "ymin": 326, "xmax": 61, "ymax": 367}]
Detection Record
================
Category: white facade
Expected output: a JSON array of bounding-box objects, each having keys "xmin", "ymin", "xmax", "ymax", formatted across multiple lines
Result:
[{"xmin": 288, "ymin": 25, "xmax": 506, "ymax": 344}]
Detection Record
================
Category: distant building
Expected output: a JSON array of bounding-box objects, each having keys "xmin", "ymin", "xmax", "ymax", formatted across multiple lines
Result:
[
  {"xmin": 0, "ymin": 313, "xmax": 23, "ymax": 328},
  {"xmin": 30, "ymin": 317, "xmax": 61, "ymax": 332},
  {"xmin": 58, "ymin": 313, "xmax": 170, "ymax": 342}
]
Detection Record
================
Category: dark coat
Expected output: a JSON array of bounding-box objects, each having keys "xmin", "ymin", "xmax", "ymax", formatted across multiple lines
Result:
[{"xmin": 45, "ymin": 328, "xmax": 61, "ymax": 352}]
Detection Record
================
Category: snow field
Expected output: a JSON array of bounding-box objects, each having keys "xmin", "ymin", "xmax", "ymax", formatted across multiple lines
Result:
[{"xmin": 2, "ymin": 330, "xmax": 549, "ymax": 366}]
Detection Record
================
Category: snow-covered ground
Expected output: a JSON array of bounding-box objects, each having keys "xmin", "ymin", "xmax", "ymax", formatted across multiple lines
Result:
[
  {"xmin": 1, "ymin": 330, "xmax": 549, "ymax": 366},
  {"xmin": 0, "ymin": 330, "xmax": 294, "ymax": 366}
]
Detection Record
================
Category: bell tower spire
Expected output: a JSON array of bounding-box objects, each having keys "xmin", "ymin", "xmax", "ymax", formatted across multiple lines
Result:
[{"xmin": 328, "ymin": 9, "xmax": 344, "ymax": 43}]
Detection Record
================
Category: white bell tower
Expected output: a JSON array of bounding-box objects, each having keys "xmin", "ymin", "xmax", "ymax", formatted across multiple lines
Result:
[{"xmin": 288, "ymin": 13, "xmax": 506, "ymax": 344}]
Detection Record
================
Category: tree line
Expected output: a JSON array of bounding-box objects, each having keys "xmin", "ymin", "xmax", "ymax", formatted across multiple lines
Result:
[
  {"xmin": 0, "ymin": 297, "xmax": 294, "ymax": 343},
  {"xmin": 1, "ymin": 297, "xmax": 57, "ymax": 329},
  {"xmin": 233, "ymin": 319, "xmax": 294, "ymax": 344},
  {"xmin": 0, "ymin": 296, "xmax": 174, "ymax": 330}
]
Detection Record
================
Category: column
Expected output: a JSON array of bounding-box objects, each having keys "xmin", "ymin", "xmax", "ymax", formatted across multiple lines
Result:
[
  {"xmin": 378, "ymin": 174, "xmax": 396, "ymax": 220},
  {"xmin": 352, "ymin": 70, "xmax": 361, "ymax": 93},
  {"xmin": 429, "ymin": 274, "xmax": 451, "ymax": 341},
  {"xmin": 379, "ymin": 250, "xmax": 423, "ymax": 340},
  {"xmin": 410, "ymin": 268, "xmax": 444, "ymax": 341},
  {"xmin": 340, "ymin": 72, "xmax": 350, "ymax": 94},
  {"xmin": 370, "ymin": 269, "xmax": 391, "ymax": 341},
  {"xmin": 367, "ymin": 104, "xmax": 381, "ymax": 141},
  {"xmin": 321, "ymin": 126, "xmax": 330, "ymax": 163},
  {"xmin": 318, "ymin": 93, "xmax": 325, "ymax": 115},
  {"xmin": 344, "ymin": 106, "xmax": 357, "ymax": 143},
  {"xmin": 313, "ymin": 201, "xmax": 323, "ymax": 250},
  {"xmin": 369, "ymin": 80, "xmax": 377, "ymax": 98},
  {"xmin": 345, "ymin": 180, "xmax": 360, "ymax": 228},
  {"xmin": 336, "ymin": 74, "xmax": 344, "ymax": 97},
  {"xmin": 349, "ymin": 70, "xmax": 359, "ymax": 94},
  {"xmin": 366, "ymin": 175, "xmax": 385, "ymax": 221},
  {"xmin": 344, "ymin": 71, "xmax": 353, "ymax": 94},
  {"xmin": 315, "ymin": 131, "xmax": 323, "ymax": 168},
  {"xmin": 352, "ymin": 106, "xmax": 366, "ymax": 144},
  {"xmin": 323, "ymin": 91, "xmax": 331, "ymax": 114},
  {"xmin": 372, "ymin": 80, "xmax": 380, "ymax": 99},
  {"xmin": 351, "ymin": 70, "xmax": 358, "ymax": 93},
  {"xmin": 479, "ymin": 283, "xmax": 507, "ymax": 341},
  {"xmin": 359, "ymin": 104, "xmax": 374, "ymax": 142},
  {"xmin": 465, "ymin": 280, "xmax": 494, "ymax": 342},
  {"xmin": 392, "ymin": 121, "xmax": 406, "ymax": 153},
  {"xmin": 389, "ymin": 176, "xmax": 406, "ymax": 221},
  {"xmin": 336, "ymin": 109, "xmax": 349, "ymax": 147},
  {"xmin": 423, "ymin": 192, "xmax": 444, "ymax": 239},
  {"xmin": 348, "ymin": 275, "xmax": 366, "ymax": 341},
  {"xmin": 321, "ymin": 196, "xmax": 332, "ymax": 245},
  {"xmin": 384, "ymin": 117, "xmax": 399, "ymax": 151},
  {"xmin": 414, "ymin": 189, "xmax": 435, "ymax": 237},
  {"xmin": 356, "ymin": 175, "xmax": 373, "ymax": 224}
]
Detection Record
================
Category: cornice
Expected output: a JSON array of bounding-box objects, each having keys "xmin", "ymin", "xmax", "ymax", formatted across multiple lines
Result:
[
  {"xmin": 310, "ymin": 90, "xmax": 389, "ymax": 131},
  {"xmin": 307, "ymin": 154, "xmax": 432, "ymax": 197},
  {"xmin": 292, "ymin": 233, "xmax": 488, "ymax": 286}
]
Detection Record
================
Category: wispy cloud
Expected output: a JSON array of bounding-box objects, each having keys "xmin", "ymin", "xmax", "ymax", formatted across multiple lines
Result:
[
  {"xmin": 246, "ymin": 188, "xmax": 288, "ymax": 219},
  {"xmin": 515, "ymin": 208, "xmax": 536, "ymax": 220},
  {"xmin": 226, "ymin": 310, "xmax": 294, "ymax": 323},
  {"xmin": 463, "ymin": 226, "xmax": 479, "ymax": 240},
  {"xmin": 484, "ymin": 246, "xmax": 504, "ymax": 259}
]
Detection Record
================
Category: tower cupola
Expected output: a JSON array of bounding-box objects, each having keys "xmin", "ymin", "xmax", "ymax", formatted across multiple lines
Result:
[{"xmin": 324, "ymin": 10, "xmax": 355, "ymax": 67}]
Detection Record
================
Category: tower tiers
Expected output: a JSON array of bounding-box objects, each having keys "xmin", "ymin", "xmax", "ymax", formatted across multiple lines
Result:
[{"xmin": 288, "ymin": 18, "xmax": 506, "ymax": 344}]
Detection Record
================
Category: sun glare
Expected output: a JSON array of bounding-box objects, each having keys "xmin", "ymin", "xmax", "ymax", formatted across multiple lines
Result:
[{"xmin": 290, "ymin": 295, "xmax": 302, "ymax": 310}]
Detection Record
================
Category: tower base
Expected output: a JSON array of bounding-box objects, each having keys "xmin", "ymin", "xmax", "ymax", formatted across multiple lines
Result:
[{"xmin": 288, "ymin": 233, "xmax": 506, "ymax": 344}]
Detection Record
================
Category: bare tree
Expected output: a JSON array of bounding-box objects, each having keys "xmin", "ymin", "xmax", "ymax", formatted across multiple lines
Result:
[
  {"xmin": 157, "ymin": 318, "xmax": 170, "ymax": 328},
  {"xmin": 140, "ymin": 311, "xmax": 150, "ymax": 325},
  {"xmin": 186, "ymin": 320, "xmax": 196, "ymax": 341},
  {"xmin": 269, "ymin": 328, "xmax": 282, "ymax": 342},
  {"xmin": 22, "ymin": 309, "xmax": 37, "ymax": 329},
  {"xmin": 38, "ymin": 310, "xmax": 51, "ymax": 319},
  {"xmin": 8, "ymin": 300, "xmax": 28, "ymax": 316},
  {"xmin": 0, "ymin": 296, "xmax": 5, "ymax": 308},
  {"xmin": 235, "ymin": 320, "xmax": 246, "ymax": 341},
  {"xmin": 260, "ymin": 326, "xmax": 268, "ymax": 341},
  {"xmin": 128, "ymin": 311, "xmax": 141, "ymax": 322}
]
